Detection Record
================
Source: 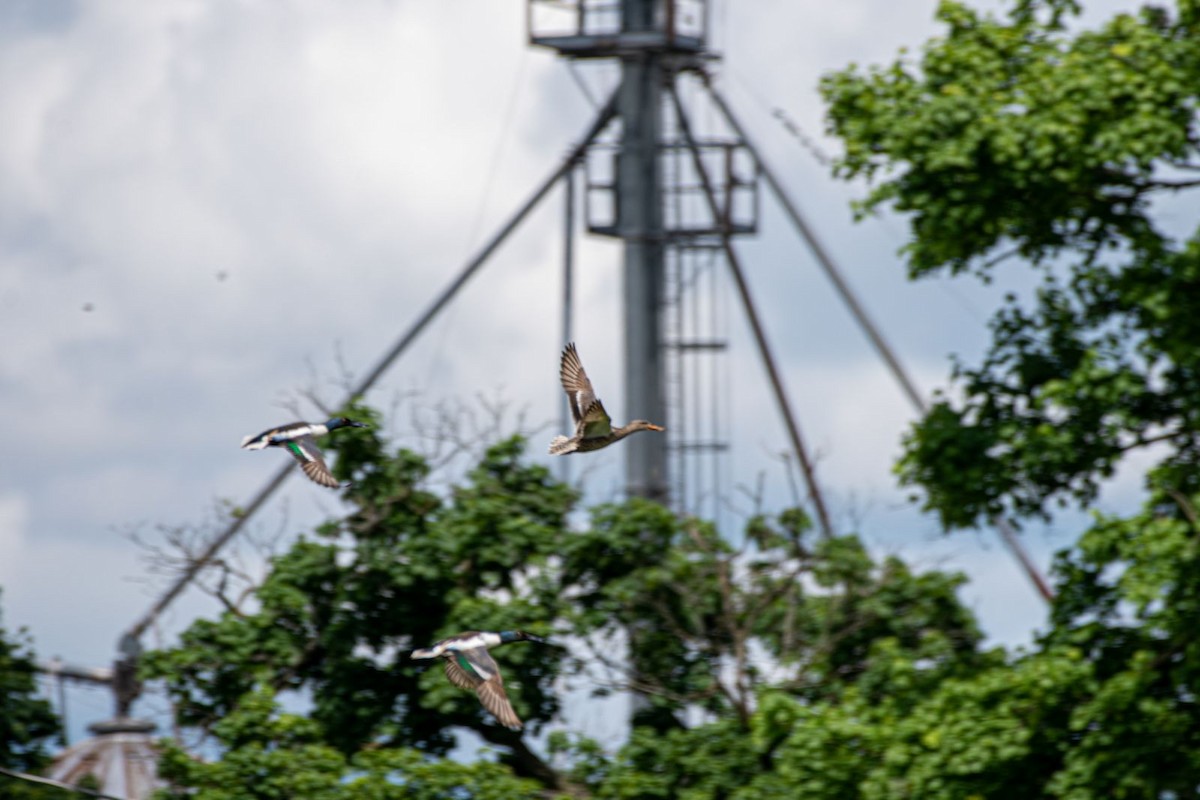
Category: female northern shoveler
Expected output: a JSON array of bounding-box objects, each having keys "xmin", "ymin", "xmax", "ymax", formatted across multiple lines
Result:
[
  {"xmin": 241, "ymin": 417, "xmax": 367, "ymax": 488},
  {"xmin": 549, "ymin": 342, "xmax": 664, "ymax": 455},
  {"xmin": 411, "ymin": 630, "xmax": 546, "ymax": 730}
]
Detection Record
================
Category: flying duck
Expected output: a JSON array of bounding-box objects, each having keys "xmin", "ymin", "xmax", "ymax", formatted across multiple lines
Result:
[
  {"xmin": 549, "ymin": 342, "xmax": 664, "ymax": 455},
  {"xmin": 241, "ymin": 416, "xmax": 366, "ymax": 488},
  {"xmin": 411, "ymin": 630, "xmax": 546, "ymax": 730}
]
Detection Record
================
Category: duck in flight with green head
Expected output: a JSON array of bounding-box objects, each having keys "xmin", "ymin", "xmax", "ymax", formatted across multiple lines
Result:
[{"xmin": 241, "ymin": 416, "xmax": 367, "ymax": 488}]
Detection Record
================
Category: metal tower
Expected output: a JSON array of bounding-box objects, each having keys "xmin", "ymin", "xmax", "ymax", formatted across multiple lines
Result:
[
  {"xmin": 528, "ymin": 0, "xmax": 829, "ymax": 527},
  {"xmin": 530, "ymin": 0, "xmax": 697, "ymax": 503},
  {"xmin": 532, "ymin": 0, "xmax": 734, "ymax": 515}
]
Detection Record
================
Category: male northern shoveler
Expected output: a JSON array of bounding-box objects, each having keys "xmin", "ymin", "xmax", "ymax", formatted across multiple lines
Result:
[
  {"xmin": 411, "ymin": 630, "xmax": 546, "ymax": 730},
  {"xmin": 241, "ymin": 417, "xmax": 367, "ymax": 488},
  {"xmin": 549, "ymin": 342, "xmax": 664, "ymax": 455}
]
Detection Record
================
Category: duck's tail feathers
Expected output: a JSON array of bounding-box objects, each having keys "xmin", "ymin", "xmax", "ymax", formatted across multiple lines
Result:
[
  {"xmin": 548, "ymin": 436, "xmax": 577, "ymax": 455},
  {"xmin": 410, "ymin": 647, "xmax": 439, "ymax": 660},
  {"xmin": 241, "ymin": 435, "xmax": 268, "ymax": 450}
]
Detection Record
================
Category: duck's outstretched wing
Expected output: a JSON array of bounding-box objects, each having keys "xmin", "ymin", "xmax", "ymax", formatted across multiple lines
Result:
[
  {"xmin": 560, "ymin": 344, "xmax": 596, "ymax": 424},
  {"xmin": 476, "ymin": 673, "xmax": 522, "ymax": 730},
  {"xmin": 285, "ymin": 436, "xmax": 339, "ymax": 488},
  {"xmin": 444, "ymin": 648, "xmax": 523, "ymax": 729},
  {"xmin": 560, "ymin": 343, "xmax": 612, "ymax": 439}
]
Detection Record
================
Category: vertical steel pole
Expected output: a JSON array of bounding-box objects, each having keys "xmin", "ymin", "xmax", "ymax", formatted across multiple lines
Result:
[
  {"xmin": 617, "ymin": 0, "xmax": 668, "ymax": 724},
  {"xmin": 619, "ymin": 0, "xmax": 668, "ymax": 502}
]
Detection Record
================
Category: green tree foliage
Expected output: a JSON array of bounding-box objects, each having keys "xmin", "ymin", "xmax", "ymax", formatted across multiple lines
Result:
[
  {"xmin": 0, "ymin": 590, "xmax": 62, "ymax": 799},
  {"xmin": 143, "ymin": 414, "xmax": 993, "ymax": 798},
  {"xmin": 821, "ymin": 0, "xmax": 1200, "ymax": 528},
  {"xmin": 144, "ymin": 409, "xmax": 1200, "ymax": 797},
  {"xmin": 1042, "ymin": 491, "xmax": 1200, "ymax": 796},
  {"xmin": 154, "ymin": 688, "xmax": 543, "ymax": 800},
  {"xmin": 741, "ymin": 489, "xmax": 1200, "ymax": 800}
]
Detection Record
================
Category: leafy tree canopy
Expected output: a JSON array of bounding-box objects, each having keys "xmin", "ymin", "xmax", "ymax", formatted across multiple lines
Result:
[
  {"xmin": 822, "ymin": 0, "xmax": 1200, "ymax": 528},
  {"xmin": 142, "ymin": 411, "xmax": 993, "ymax": 798},
  {"xmin": 143, "ymin": 402, "xmax": 1200, "ymax": 799},
  {"xmin": 0, "ymin": 590, "xmax": 63, "ymax": 799}
]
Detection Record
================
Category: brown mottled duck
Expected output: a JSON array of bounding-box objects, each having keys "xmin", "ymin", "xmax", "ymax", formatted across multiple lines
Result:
[{"xmin": 548, "ymin": 342, "xmax": 664, "ymax": 455}]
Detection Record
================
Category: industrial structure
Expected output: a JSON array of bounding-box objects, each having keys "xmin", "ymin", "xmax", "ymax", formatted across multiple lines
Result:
[
  {"xmin": 532, "ymin": 0, "xmax": 753, "ymax": 514},
  {"xmin": 38, "ymin": 654, "xmax": 161, "ymax": 799}
]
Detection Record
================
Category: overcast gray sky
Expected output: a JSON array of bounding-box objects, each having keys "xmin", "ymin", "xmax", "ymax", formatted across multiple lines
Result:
[{"xmin": 0, "ymin": 0, "xmax": 1151, "ymax": 742}]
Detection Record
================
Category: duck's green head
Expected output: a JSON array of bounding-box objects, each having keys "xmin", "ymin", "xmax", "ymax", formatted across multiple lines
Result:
[{"xmin": 501, "ymin": 630, "xmax": 547, "ymax": 644}]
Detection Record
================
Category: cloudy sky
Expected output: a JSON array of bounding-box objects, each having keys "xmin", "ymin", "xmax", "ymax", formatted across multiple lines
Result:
[{"xmin": 0, "ymin": 0, "xmax": 1150, "ymax": 744}]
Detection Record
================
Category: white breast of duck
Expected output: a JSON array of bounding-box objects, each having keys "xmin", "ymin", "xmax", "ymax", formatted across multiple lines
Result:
[
  {"xmin": 444, "ymin": 632, "xmax": 502, "ymax": 652},
  {"xmin": 416, "ymin": 632, "xmax": 501, "ymax": 659},
  {"xmin": 282, "ymin": 422, "xmax": 329, "ymax": 439}
]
